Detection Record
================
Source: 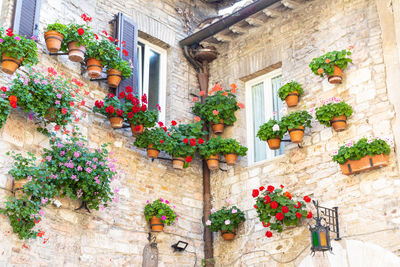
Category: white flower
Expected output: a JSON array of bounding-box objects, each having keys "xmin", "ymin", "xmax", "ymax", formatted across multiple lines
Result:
[
  {"xmin": 225, "ymin": 220, "xmax": 231, "ymax": 225},
  {"xmin": 210, "ymin": 208, "xmax": 216, "ymax": 214},
  {"xmin": 272, "ymin": 124, "xmax": 280, "ymax": 132},
  {"xmin": 232, "ymin": 209, "xmax": 237, "ymax": 214},
  {"xmin": 206, "ymin": 220, "xmax": 212, "ymax": 226}
]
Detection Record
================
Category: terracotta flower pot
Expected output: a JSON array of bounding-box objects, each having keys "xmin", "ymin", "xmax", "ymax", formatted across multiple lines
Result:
[
  {"xmin": 221, "ymin": 228, "xmax": 236, "ymax": 241},
  {"xmin": 150, "ymin": 216, "xmax": 164, "ymax": 232},
  {"xmin": 211, "ymin": 122, "xmax": 224, "ymax": 134},
  {"xmin": 288, "ymin": 126, "xmax": 305, "ymax": 143},
  {"xmin": 172, "ymin": 157, "xmax": 185, "ymax": 170},
  {"xmin": 225, "ymin": 154, "xmax": 238, "ymax": 166},
  {"xmin": 285, "ymin": 91, "xmax": 299, "ymax": 107},
  {"xmin": 107, "ymin": 69, "xmax": 122, "ymax": 88},
  {"xmin": 1, "ymin": 54, "xmax": 22, "ymax": 75},
  {"xmin": 109, "ymin": 117, "xmax": 123, "ymax": 129},
  {"xmin": 68, "ymin": 41, "xmax": 86, "ymax": 62},
  {"xmin": 340, "ymin": 154, "xmax": 389, "ymax": 175},
  {"xmin": 45, "ymin": 107, "xmax": 57, "ymax": 122},
  {"xmin": 328, "ymin": 65, "xmax": 343, "ymax": 84},
  {"xmin": 147, "ymin": 144, "xmax": 160, "ymax": 159},
  {"xmin": 13, "ymin": 179, "xmax": 28, "ymax": 198},
  {"xmin": 86, "ymin": 58, "xmax": 103, "ymax": 79},
  {"xmin": 330, "ymin": 114, "xmax": 347, "ymax": 132},
  {"xmin": 267, "ymin": 138, "xmax": 281, "ymax": 150},
  {"xmin": 44, "ymin": 31, "xmax": 64, "ymax": 53},
  {"xmin": 206, "ymin": 154, "xmax": 219, "ymax": 170},
  {"xmin": 371, "ymin": 154, "xmax": 389, "ymax": 167},
  {"xmin": 131, "ymin": 124, "xmax": 144, "ymax": 136}
]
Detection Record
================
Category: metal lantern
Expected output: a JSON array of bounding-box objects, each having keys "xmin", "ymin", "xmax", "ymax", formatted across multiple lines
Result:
[{"xmin": 171, "ymin": 240, "xmax": 189, "ymax": 252}]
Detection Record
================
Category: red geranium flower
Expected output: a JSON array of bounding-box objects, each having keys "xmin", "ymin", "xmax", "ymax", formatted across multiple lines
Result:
[
  {"xmin": 254, "ymin": 205, "xmax": 257, "ymax": 209},
  {"xmin": 280, "ymin": 184, "xmax": 284, "ymax": 189},
  {"xmin": 263, "ymin": 195, "xmax": 271, "ymax": 204},
  {"xmin": 183, "ymin": 138, "xmax": 188, "ymax": 144},
  {"xmin": 108, "ymin": 36, "xmax": 114, "ymax": 42},
  {"xmin": 189, "ymin": 138, "xmax": 196, "ymax": 146},
  {"xmin": 125, "ymin": 86, "xmax": 133, "ymax": 93},
  {"xmin": 132, "ymin": 106, "xmax": 140, "ymax": 113},
  {"xmin": 185, "ymin": 156, "xmax": 192, "ymax": 163},
  {"xmin": 259, "ymin": 186, "xmax": 265, "ymax": 191},
  {"xmin": 141, "ymin": 94, "xmax": 147, "ymax": 104},
  {"xmin": 296, "ymin": 212, "xmax": 302, "ymax": 219},
  {"xmin": 270, "ymin": 201, "xmax": 278, "ymax": 209},
  {"xmin": 116, "ymin": 109, "xmax": 123, "ymax": 116},
  {"xmin": 267, "ymin": 185, "xmax": 275, "ymax": 193},
  {"xmin": 281, "ymin": 206, "xmax": 289, "ymax": 213},
  {"xmin": 122, "ymin": 49, "xmax": 129, "ymax": 56},
  {"xmin": 54, "ymin": 125, "xmax": 60, "ymax": 131},
  {"xmin": 294, "ymin": 201, "xmax": 302, "ymax": 209},
  {"xmin": 262, "ymin": 221, "xmax": 270, "ymax": 228},
  {"xmin": 275, "ymin": 213, "xmax": 284, "ymax": 221},
  {"xmin": 141, "ymin": 105, "xmax": 147, "ymax": 112},
  {"xmin": 119, "ymin": 91, "xmax": 126, "ymax": 99},
  {"xmin": 160, "ymin": 140, "xmax": 164, "ymax": 144},
  {"xmin": 94, "ymin": 33, "xmax": 99, "ymax": 40},
  {"xmin": 163, "ymin": 127, "xmax": 167, "ymax": 132},
  {"xmin": 77, "ymin": 28, "xmax": 85, "ymax": 35},
  {"xmin": 61, "ymin": 108, "xmax": 68, "ymax": 114},
  {"xmin": 135, "ymin": 125, "xmax": 141, "ymax": 131},
  {"xmin": 102, "ymin": 30, "xmax": 108, "ymax": 36},
  {"xmin": 127, "ymin": 112, "xmax": 134, "ymax": 118},
  {"xmin": 265, "ymin": 231, "xmax": 273, "ymax": 238},
  {"xmin": 1, "ymin": 86, "xmax": 7, "ymax": 92},
  {"xmin": 107, "ymin": 93, "xmax": 115, "ymax": 99},
  {"xmin": 303, "ymin": 196, "xmax": 311, "ymax": 203},
  {"xmin": 158, "ymin": 121, "xmax": 164, "ymax": 127},
  {"xmin": 252, "ymin": 189, "xmax": 259, "ymax": 198},
  {"xmin": 307, "ymin": 211, "xmax": 313, "ymax": 219},
  {"xmin": 116, "ymin": 47, "xmax": 121, "ymax": 51},
  {"xmin": 198, "ymin": 138, "xmax": 204, "ymax": 144},
  {"xmin": 171, "ymin": 120, "xmax": 177, "ymax": 126}
]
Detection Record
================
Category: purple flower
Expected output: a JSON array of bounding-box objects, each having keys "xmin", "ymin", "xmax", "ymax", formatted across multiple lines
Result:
[
  {"xmin": 27, "ymin": 176, "xmax": 32, "ymax": 182},
  {"xmin": 60, "ymin": 151, "xmax": 66, "ymax": 156},
  {"xmin": 0, "ymin": 39, "xmax": 3, "ymax": 43},
  {"xmin": 77, "ymin": 165, "xmax": 83, "ymax": 171},
  {"xmin": 85, "ymin": 167, "xmax": 92, "ymax": 173},
  {"xmin": 30, "ymin": 36, "xmax": 37, "ymax": 41},
  {"xmin": 56, "ymin": 93, "xmax": 62, "ymax": 99},
  {"xmin": 41, "ymin": 198, "xmax": 48, "ymax": 205},
  {"xmin": 74, "ymin": 152, "xmax": 81, "ymax": 158},
  {"xmin": 57, "ymin": 143, "xmax": 64, "ymax": 148},
  {"xmin": 161, "ymin": 215, "xmax": 166, "ymax": 221},
  {"xmin": 146, "ymin": 200, "xmax": 150, "ymax": 203},
  {"xmin": 93, "ymin": 158, "xmax": 98, "ymax": 162},
  {"xmin": 165, "ymin": 200, "xmax": 169, "ymax": 204},
  {"xmin": 28, "ymin": 112, "xmax": 34, "ymax": 120},
  {"xmin": 39, "ymin": 210, "xmax": 45, "ymax": 216},
  {"xmin": 160, "ymin": 198, "xmax": 163, "ymax": 202},
  {"xmin": 46, "ymin": 156, "xmax": 52, "ymax": 161},
  {"xmin": 14, "ymin": 36, "xmax": 21, "ymax": 41}
]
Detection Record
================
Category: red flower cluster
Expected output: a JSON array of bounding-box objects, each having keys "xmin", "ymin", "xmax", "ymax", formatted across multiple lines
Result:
[
  {"xmin": 198, "ymin": 138, "xmax": 204, "ymax": 144},
  {"xmin": 9, "ymin": 95, "xmax": 17, "ymax": 108},
  {"xmin": 185, "ymin": 156, "xmax": 192, "ymax": 163},
  {"xmin": 95, "ymin": 100, "xmax": 104, "ymax": 108},
  {"xmin": 1, "ymin": 86, "xmax": 7, "ymax": 92},
  {"xmin": 189, "ymin": 138, "xmax": 196, "ymax": 146},
  {"xmin": 105, "ymin": 106, "xmax": 115, "ymax": 114},
  {"xmin": 77, "ymin": 28, "xmax": 85, "ymax": 36},
  {"xmin": 171, "ymin": 120, "xmax": 177, "ymax": 126},
  {"xmin": 37, "ymin": 231, "xmax": 45, "ymax": 237},
  {"xmin": 122, "ymin": 49, "xmax": 129, "ymax": 56},
  {"xmin": 183, "ymin": 138, "xmax": 188, "ymax": 144},
  {"xmin": 81, "ymin": 13, "xmax": 92, "ymax": 22},
  {"xmin": 6, "ymin": 28, "xmax": 13, "ymax": 37}
]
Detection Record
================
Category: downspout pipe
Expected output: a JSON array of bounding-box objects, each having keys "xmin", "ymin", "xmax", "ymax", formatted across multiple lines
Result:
[{"xmin": 179, "ymin": 0, "xmax": 280, "ymax": 47}]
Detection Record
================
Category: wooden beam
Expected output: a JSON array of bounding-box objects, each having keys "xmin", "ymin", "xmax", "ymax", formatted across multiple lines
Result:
[
  {"xmin": 281, "ymin": 0, "xmax": 301, "ymax": 9},
  {"xmin": 229, "ymin": 25, "xmax": 247, "ymax": 34},
  {"xmin": 245, "ymin": 17, "xmax": 265, "ymax": 26},
  {"xmin": 262, "ymin": 8, "xmax": 281, "ymax": 18}
]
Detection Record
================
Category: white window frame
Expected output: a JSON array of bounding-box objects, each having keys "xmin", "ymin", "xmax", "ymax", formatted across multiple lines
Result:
[
  {"xmin": 137, "ymin": 38, "xmax": 167, "ymax": 123},
  {"xmin": 245, "ymin": 69, "xmax": 283, "ymax": 165}
]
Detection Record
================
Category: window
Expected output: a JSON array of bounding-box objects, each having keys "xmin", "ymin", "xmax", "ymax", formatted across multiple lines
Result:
[
  {"xmin": 246, "ymin": 69, "xmax": 285, "ymax": 164},
  {"xmin": 137, "ymin": 39, "xmax": 167, "ymax": 122}
]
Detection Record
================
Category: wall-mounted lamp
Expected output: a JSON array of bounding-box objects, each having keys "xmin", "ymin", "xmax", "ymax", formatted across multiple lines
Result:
[
  {"xmin": 171, "ymin": 241, "xmax": 188, "ymax": 252},
  {"xmin": 309, "ymin": 200, "xmax": 341, "ymax": 254}
]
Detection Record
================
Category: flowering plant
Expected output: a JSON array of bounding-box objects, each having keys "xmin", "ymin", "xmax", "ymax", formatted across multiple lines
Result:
[
  {"xmin": 6, "ymin": 67, "xmax": 83, "ymax": 132},
  {"xmin": 122, "ymin": 92, "xmax": 158, "ymax": 128},
  {"xmin": 61, "ymin": 23, "xmax": 94, "ymax": 51},
  {"xmin": 0, "ymin": 90, "xmax": 15, "ymax": 129},
  {"xmin": 144, "ymin": 199, "xmax": 178, "ymax": 226},
  {"xmin": 277, "ymin": 81, "xmax": 304, "ymax": 101},
  {"xmin": 108, "ymin": 57, "xmax": 133, "ymax": 79},
  {"xmin": 315, "ymin": 98, "xmax": 353, "ymax": 127},
  {"xmin": 309, "ymin": 48, "xmax": 352, "ymax": 77},
  {"xmin": 93, "ymin": 93, "xmax": 124, "ymax": 118},
  {"xmin": 0, "ymin": 28, "xmax": 39, "ymax": 65},
  {"xmin": 198, "ymin": 136, "xmax": 223, "ymax": 159},
  {"xmin": 134, "ymin": 126, "xmax": 169, "ymax": 151},
  {"xmin": 44, "ymin": 22, "xmax": 68, "ymax": 36},
  {"xmin": 257, "ymin": 119, "xmax": 287, "ymax": 141},
  {"xmin": 220, "ymin": 138, "xmax": 248, "ymax": 156},
  {"xmin": 192, "ymin": 84, "xmax": 244, "ymax": 125},
  {"xmin": 85, "ymin": 39, "xmax": 120, "ymax": 67},
  {"xmin": 281, "ymin": 111, "xmax": 312, "ymax": 129},
  {"xmin": 252, "ymin": 185, "xmax": 312, "ymax": 237},
  {"xmin": 332, "ymin": 137, "xmax": 391, "ymax": 165},
  {"xmin": 205, "ymin": 206, "xmax": 245, "ymax": 233}
]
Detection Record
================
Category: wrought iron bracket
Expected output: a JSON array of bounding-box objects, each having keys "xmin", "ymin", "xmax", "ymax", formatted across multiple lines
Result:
[
  {"xmin": 90, "ymin": 78, "xmax": 108, "ymax": 82},
  {"xmin": 281, "ymin": 139, "xmax": 303, "ymax": 148},
  {"xmin": 48, "ymin": 52, "xmax": 69, "ymax": 56},
  {"xmin": 312, "ymin": 200, "xmax": 340, "ymax": 240},
  {"xmin": 112, "ymin": 123, "xmax": 131, "ymax": 130},
  {"xmin": 151, "ymin": 157, "xmax": 173, "ymax": 162},
  {"xmin": 75, "ymin": 201, "xmax": 91, "ymax": 213}
]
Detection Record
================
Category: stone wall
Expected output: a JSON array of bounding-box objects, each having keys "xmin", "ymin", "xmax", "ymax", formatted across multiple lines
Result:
[
  {"xmin": 208, "ymin": 0, "xmax": 400, "ymax": 266},
  {"xmin": 0, "ymin": 0, "xmax": 216, "ymax": 266}
]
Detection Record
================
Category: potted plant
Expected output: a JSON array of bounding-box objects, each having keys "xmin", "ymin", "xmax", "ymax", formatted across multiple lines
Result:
[
  {"xmin": 0, "ymin": 28, "xmax": 39, "ymax": 74},
  {"xmin": 85, "ymin": 39, "xmax": 120, "ymax": 79},
  {"xmin": 281, "ymin": 111, "xmax": 312, "ymax": 143},
  {"xmin": 332, "ymin": 137, "xmax": 391, "ymax": 175},
  {"xmin": 107, "ymin": 57, "xmax": 133, "ymax": 88},
  {"xmin": 44, "ymin": 22, "xmax": 68, "ymax": 53},
  {"xmin": 315, "ymin": 97, "xmax": 353, "ymax": 132},
  {"xmin": 309, "ymin": 48, "xmax": 352, "ymax": 84},
  {"xmin": 93, "ymin": 93, "xmax": 125, "ymax": 129},
  {"xmin": 0, "ymin": 89, "xmax": 15, "ymax": 130},
  {"xmin": 122, "ymin": 92, "xmax": 158, "ymax": 136},
  {"xmin": 278, "ymin": 81, "xmax": 304, "ymax": 107},
  {"xmin": 6, "ymin": 68, "xmax": 83, "ymax": 133},
  {"xmin": 163, "ymin": 122, "xmax": 207, "ymax": 169},
  {"xmin": 205, "ymin": 206, "xmax": 245, "ymax": 241},
  {"xmin": 253, "ymin": 185, "xmax": 312, "ymax": 238},
  {"xmin": 192, "ymin": 84, "xmax": 244, "ymax": 134},
  {"xmin": 257, "ymin": 119, "xmax": 287, "ymax": 150},
  {"xmin": 220, "ymin": 138, "xmax": 247, "ymax": 166},
  {"xmin": 134, "ymin": 126, "xmax": 169, "ymax": 159},
  {"xmin": 144, "ymin": 199, "xmax": 178, "ymax": 232},
  {"xmin": 198, "ymin": 136, "xmax": 223, "ymax": 170},
  {"xmin": 62, "ymin": 23, "xmax": 94, "ymax": 62}
]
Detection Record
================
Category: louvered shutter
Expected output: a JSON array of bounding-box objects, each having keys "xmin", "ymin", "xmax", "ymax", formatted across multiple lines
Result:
[
  {"xmin": 113, "ymin": 13, "xmax": 138, "ymax": 96},
  {"xmin": 12, "ymin": 0, "xmax": 42, "ymax": 38}
]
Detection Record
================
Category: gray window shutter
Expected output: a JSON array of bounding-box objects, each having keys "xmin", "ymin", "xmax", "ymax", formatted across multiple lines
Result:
[
  {"xmin": 12, "ymin": 0, "xmax": 42, "ymax": 38},
  {"xmin": 114, "ymin": 13, "xmax": 138, "ymax": 96}
]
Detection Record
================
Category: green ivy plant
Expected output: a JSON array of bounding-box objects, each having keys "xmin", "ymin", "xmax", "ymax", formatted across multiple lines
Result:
[
  {"xmin": 281, "ymin": 111, "xmax": 312, "ymax": 129},
  {"xmin": 0, "ymin": 28, "xmax": 39, "ymax": 66},
  {"xmin": 309, "ymin": 48, "xmax": 352, "ymax": 77},
  {"xmin": 144, "ymin": 199, "xmax": 178, "ymax": 226},
  {"xmin": 108, "ymin": 57, "xmax": 133, "ymax": 79},
  {"xmin": 205, "ymin": 206, "xmax": 245, "ymax": 233},
  {"xmin": 85, "ymin": 39, "xmax": 120, "ymax": 67},
  {"xmin": 257, "ymin": 119, "xmax": 287, "ymax": 141},
  {"xmin": 122, "ymin": 93, "xmax": 158, "ymax": 128},
  {"xmin": 332, "ymin": 137, "xmax": 391, "ymax": 165},
  {"xmin": 44, "ymin": 22, "xmax": 69, "ymax": 36},
  {"xmin": 253, "ymin": 185, "xmax": 312, "ymax": 237},
  {"xmin": 277, "ymin": 81, "xmax": 304, "ymax": 101},
  {"xmin": 134, "ymin": 126, "xmax": 169, "ymax": 151},
  {"xmin": 0, "ymin": 93, "xmax": 12, "ymax": 130},
  {"xmin": 198, "ymin": 136, "xmax": 225, "ymax": 159},
  {"xmin": 219, "ymin": 138, "xmax": 248, "ymax": 156},
  {"xmin": 61, "ymin": 23, "xmax": 94, "ymax": 51},
  {"xmin": 316, "ymin": 98, "xmax": 353, "ymax": 127},
  {"xmin": 93, "ymin": 93, "xmax": 124, "ymax": 118}
]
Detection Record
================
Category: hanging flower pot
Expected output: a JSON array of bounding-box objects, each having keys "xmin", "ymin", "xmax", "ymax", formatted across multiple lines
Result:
[
  {"xmin": 147, "ymin": 144, "xmax": 160, "ymax": 159},
  {"xmin": 328, "ymin": 65, "xmax": 343, "ymax": 84},
  {"xmin": 107, "ymin": 69, "xmax": 122, "ymax": 88},
  {"xmin": 206, "ymin": 154, "xmax": 219, "ymax": 170},
  {"xmin": 221, "ymin": 229, "xmax": 236, "ymax": 241},
  {"xmin": 44, "ymin": 31, "xmax": 64, "ymax": 53},
  {"xmin": 340, "ymin": 154, "xmax": 389, "ymax": 175},
  {"xmin": 278, "ymin": 82, "xmax": 304, "ymax": 108},
  {"xmin": 109, "ymin": 117, "xmax": 123, "ymax": 129},
  {"xmin": 288, "ymin": 126, "xmax": 305, "ymax": 143},
  {"xmin": 211, "ymin": 121, "xmax": 224, "ymax": 134},
  {"xmin": 172, "ymin": 157, "xmax": 185, "ymax": 170},
  {"xmin": 131, "ymin": 124, "xmax": 144, "ymax": 136},
  {"xmin": 45, "ymin": 107, "xmax": 57, "ymax": 122},
  {"xmin": 330, "ymin": 114, "xmax": 347, "ymax": 132},
  {"xmin": 150, "ymin": 216, "xmax": 164, "ymax": 232},
  {"xmin": 1, "ymin": 54, "xmax": 22, "ymax": 75},
  {"xmin": 68, "ymin": 41, "xmax": 86, "ymax": 62},
  {"xmin": 225, "ymin": 154, "xmax": 238, "ymax": 166},
  {"xmin": 13, "ymin": 179, "xmax": 28, "ymax": 198},
  {"xmin": 267, "ymin": 138, "xmax": 281, "ymax": 150},
  {"xmin": 285, "ymin": 91, "xmax": 299, "ymax": 107},
  {"xmin": 86, "ymin": 58, "xmax": 103, "ymax": 79}
]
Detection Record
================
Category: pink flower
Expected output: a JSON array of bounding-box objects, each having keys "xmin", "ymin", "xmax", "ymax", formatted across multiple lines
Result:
[
  {"xmin": 14, "ymin": 36, "xmax": 21, "ymax": 41},
  {"xmin": 113, "ymin": 197, "xmax": 119, "ymax": 203},
  {"xmin": 161, "ymin": 215, "xmax": 167, "ymax": 221},
  {"xmin": 114, "ymin": 188, "xmax": 120, "ymax": 194},
  {"xmin": 206, "ymin": 220, "xmax": 211, "ymax": 226},
  {"xmin": 100, "ymin": 205, "xmax": 105, "ymax": 211},
  {"xmin": 39, "ymin": 210, "xmax": 45, "ymax": 216},
  {"xmin": 41, "ymin": 198, "xmax": 48, "ymax": 205},
  {"xmin": 224, "ymin": 220, "xmax": 230, "ymax": 225},
  {"xmin": 56, "ymin": 93, "xmax": 62, "ymax": 99},
  {"xmin": 210, "ymin": 208, "xmax": 216, "ymax": 213},
  {"xmin": 212, "ymin": 110, "xmax": 219, "ymax": 115},
  {"xmin": 232, "ymin": 209, "xmax": 237, "ymax": 214},
  {"xmin": 74, "ymin": 152, "xmax": 81, "ymax": 158},
  {"xmin": 85, "ymin": 167, "xmax": 92, "ymax": 173},
  {"xmin": 77, "ymin": 165, "xmax": 83, "ymax": 171}
]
